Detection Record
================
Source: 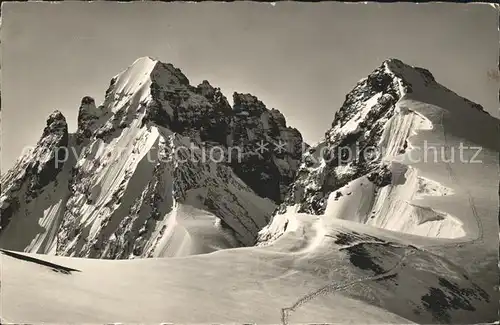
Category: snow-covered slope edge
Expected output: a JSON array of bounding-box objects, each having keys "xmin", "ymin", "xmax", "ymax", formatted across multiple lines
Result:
[{"xmin": 1, "ymin": 209, "xmax": 496, "ymax": 324}]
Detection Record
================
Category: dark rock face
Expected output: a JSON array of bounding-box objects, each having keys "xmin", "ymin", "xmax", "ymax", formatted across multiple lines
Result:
[
  {"xmin": 142, "ymin": 97, "xmax": 172, "ymax": 129},
  {"xmin": 0, "ymin": 111, "xmax": 69, "ymax": 233},
  {"xmin": 193, "ymin": 81, "xmax": 233, "ymax": 145},
  {"xmin": 156, "ymin": 62, "xmax": 191, "ymax": 86},
  {"xmin": 333, "ymin": 231, "xmax": 385, "ymax": 246},
  {"xmin": 144, "ymin": 78, "xmax": 233, "ymax": 149},
  {"xmin": 280, "ymin": 62, "xmax": 402, "ymax": 215},
  {"xmin": 229, "ymin": 93, "xmax": 304, "ymax": 203},
  {"xmin": 343, "ymin": 244, "xmax": 387, "ymax": 275},
  {"xmin": 144, "ymin": 80, "xmax": 305, "ymax": 204},
  {"xmin": 76, "ymin": 96, "xmax": 102, "ymax": 143},
  {"xmin": 367, "ymin": 165, "xmax": 392, "ymax": 187},
  {"xmin": 333, "ymin": 231, "xmax": 393, "ymax": 275},
  {"xmin": 0, "ymin": 197, "xmax": 20, "ymax": 233},
  {"xmin": 99, "ymin": 60, "xmax": 306, "ymax": 205},
  {"xmin": 419, "ymin": 277, "xmax": 490, "ymax": 323},
  {"xmin": 138, "ymin": 64, "xmax": 231, "ymax": 148},
  {"xmin": 233, "ymin": 92, "xmax": 267, "ymax": 117},
  {"xmin": 25, "ymin": 111, "xmax": 69, "ymax": 201}
]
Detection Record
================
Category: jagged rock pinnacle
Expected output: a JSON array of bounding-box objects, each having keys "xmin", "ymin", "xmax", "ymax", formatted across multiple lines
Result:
[
  {"xmin": 43, "ymin": 110, "xmax": 68, "ymax": 138},
  {"xmin": 233, "ymin": 92, "xmax": 268, "ymax": 117}
]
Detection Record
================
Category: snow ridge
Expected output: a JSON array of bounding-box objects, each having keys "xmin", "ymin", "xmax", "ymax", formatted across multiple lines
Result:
[{"xmin": 259, "ymin": 58, "xmax": 498, "ymax": 246}]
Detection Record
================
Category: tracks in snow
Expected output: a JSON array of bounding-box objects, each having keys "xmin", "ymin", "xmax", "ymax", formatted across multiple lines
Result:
[
  {"xmin": 280, "ymin": 245, "xmax": 417, "ymax": 325},
  {"xmin": 279, "ymin": 106, "xmax": 487, "ymax": 324}
]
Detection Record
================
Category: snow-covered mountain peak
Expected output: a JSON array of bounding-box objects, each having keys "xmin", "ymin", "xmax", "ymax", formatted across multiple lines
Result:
[
  {"xmin": 111, "ymin": 56, "xmax": 190, "ymax": 95},
  {"xmin": 0, "ymin": 57, "xmax": 305, "ymax": 257},
  {"xmin": 384, "ymin": 58, "xmax": 434, "ymax": 79},
  {"xmin": 110, "ymin": 56, "xmax": 159, "ymax": 97},
  {"xmin": 383, "ymin": 58, "xmax": 486, "ymax": 114},
  {"xmin": 98, "ymin": 57, "xmax": 193, "ymax": 119},
  {"xmin": 383, "ymin": 58, "xmax": 440, "ymax": 94},
  {"xmin": 260, "ymin": 58, "xmax": 498, "ymax": 246}
]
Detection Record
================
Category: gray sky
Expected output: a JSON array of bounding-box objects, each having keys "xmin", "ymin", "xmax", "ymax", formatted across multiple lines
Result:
[{"xmin": 1, "ymin": 2, "xmax": 498, "ymax": 172}]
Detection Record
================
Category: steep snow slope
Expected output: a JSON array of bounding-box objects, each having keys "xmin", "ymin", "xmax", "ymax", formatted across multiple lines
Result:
[
  {"xmin": 0, "ymin": 112, "xmax": 74, "ymax": 254},
  {"xmin": 59, "ymin": 125, "xmax": 276, "ymax": 258},
  {"xmin": 260, "ymin": 59, "xmax": 497, "ymax": 247},
  {"xmin": 0, "ymin": 57, "xmax": 299, "ymax": 258}
]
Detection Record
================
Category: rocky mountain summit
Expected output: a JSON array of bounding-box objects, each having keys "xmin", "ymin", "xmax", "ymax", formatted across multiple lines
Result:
[
  {"xmin": 258, "ymin": 58, "xmax": 494, "ymax": 244},
  {"xmin": 0, "ymin": 57, "xmax": 303, "ymax": 258}
]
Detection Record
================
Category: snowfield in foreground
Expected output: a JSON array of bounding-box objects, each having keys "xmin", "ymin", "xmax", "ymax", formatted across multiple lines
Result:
[
  {"xmin": 0, "ymin": 57, "xmax": 498, "ymax": 324},
  {"xmin": 0, "ymin": 211, "xmax": 496, "ymax": 324}
]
